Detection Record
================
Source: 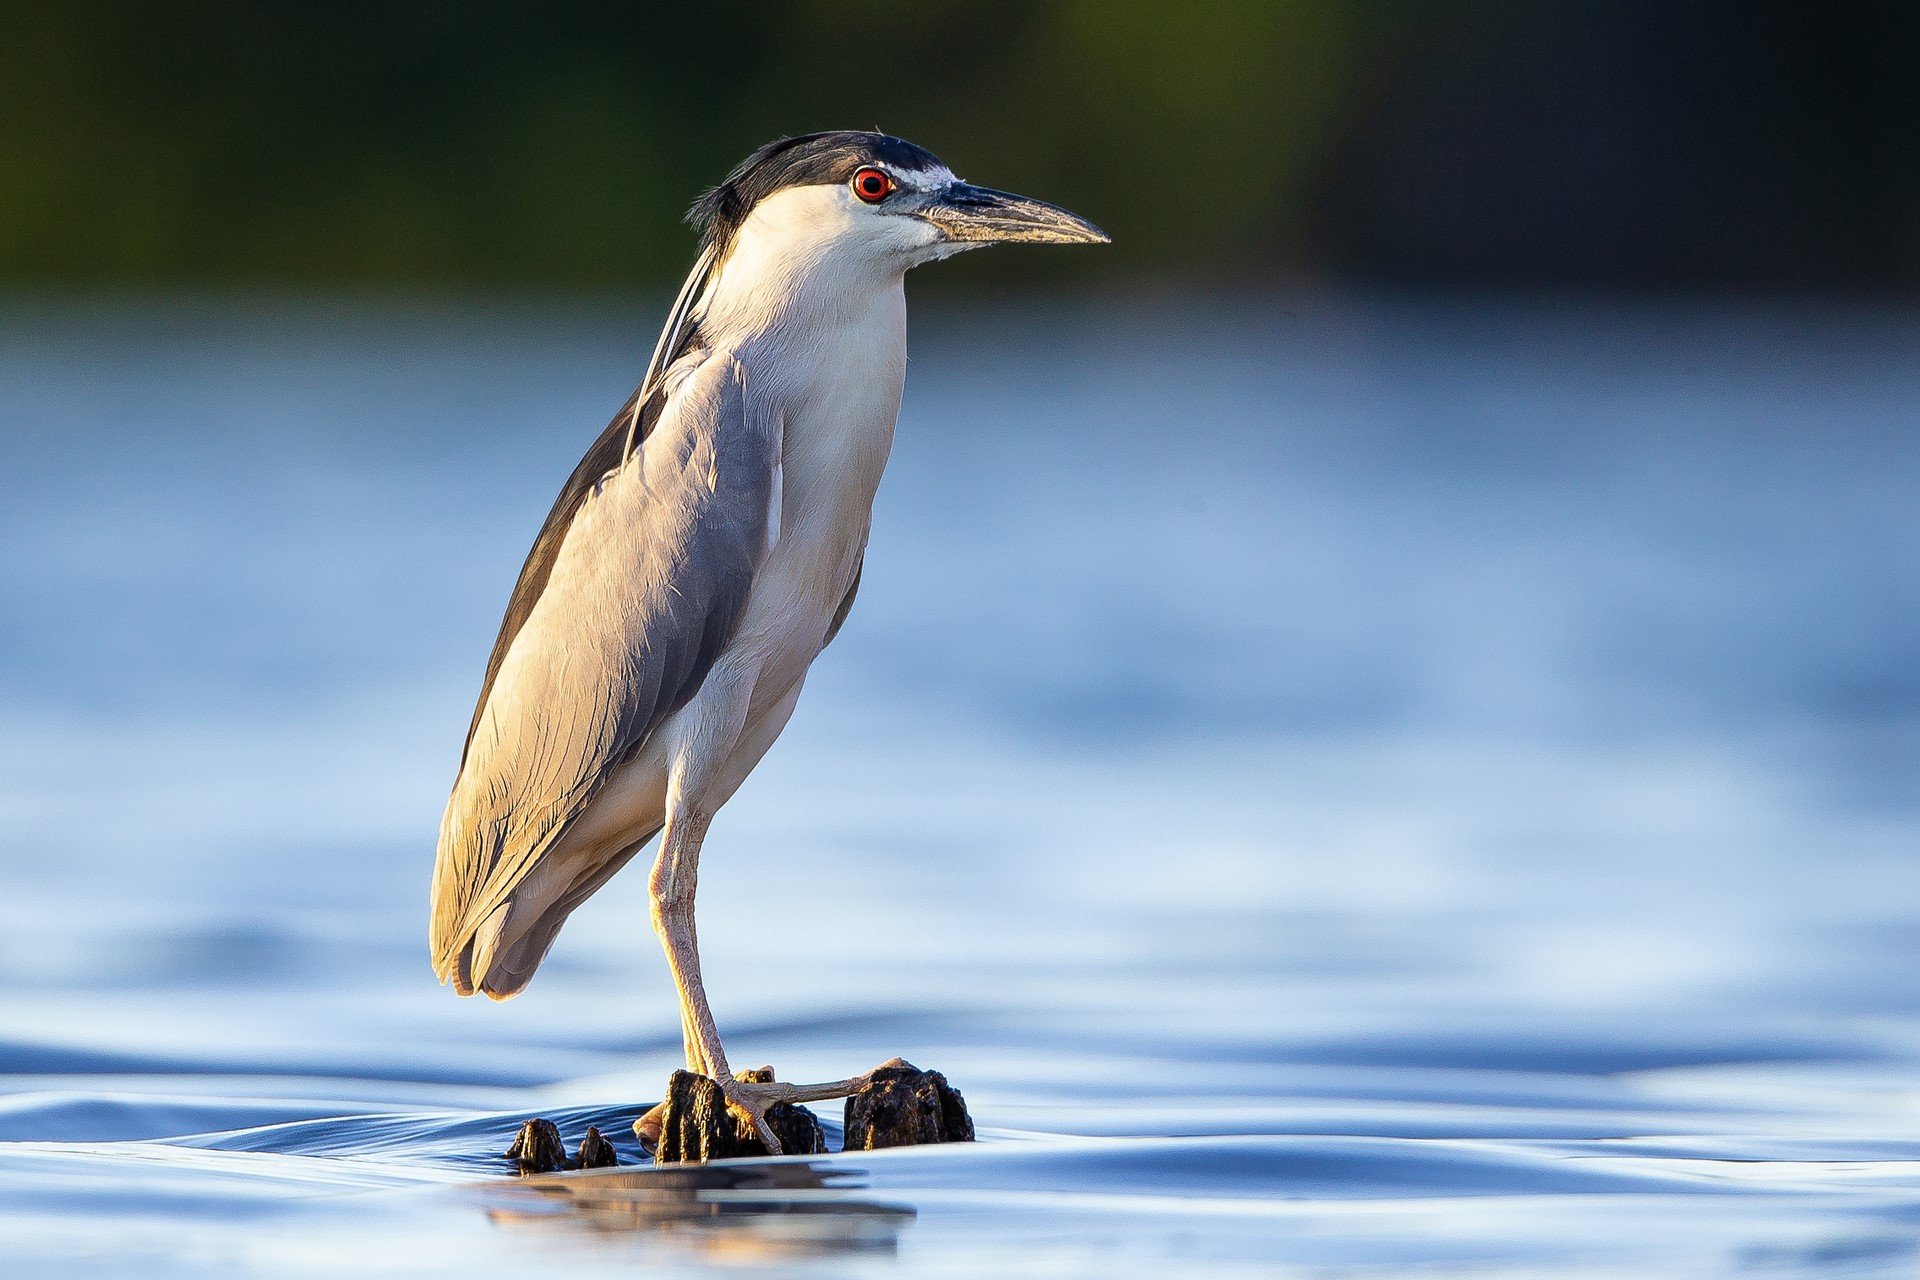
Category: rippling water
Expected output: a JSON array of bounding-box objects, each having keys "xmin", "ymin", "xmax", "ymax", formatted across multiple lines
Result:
[{"xmin": 1, "ymin": 296, "xmax": 1917, "ymax": 1277}]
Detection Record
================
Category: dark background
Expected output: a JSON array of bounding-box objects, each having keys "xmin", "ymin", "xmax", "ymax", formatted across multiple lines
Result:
[{"xmin": 5, "ymin": 0, "xmax": 1915, "ymax": 292}]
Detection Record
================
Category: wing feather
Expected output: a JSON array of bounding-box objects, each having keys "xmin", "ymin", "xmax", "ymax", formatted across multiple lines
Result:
[
  {"xmin": 430, "ymin": 351, "xmax": 778, "ymax": 979},
  {"xmin": 459, "ymin": 248, "xmax": 717, "ymax": 771}
]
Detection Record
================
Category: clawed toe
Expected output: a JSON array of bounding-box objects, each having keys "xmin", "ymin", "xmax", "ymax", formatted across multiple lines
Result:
[
  {"xmin": 632, "ymin": 1098, "xmax": 669, "ymax": 1155},
  {"xmin": 717, "ymin": 1073, "xmax": 785, "ymax": 1152},
  {"xmin": 716, "ymin": 1067, "xmax": 876, "ymax": 1156}
]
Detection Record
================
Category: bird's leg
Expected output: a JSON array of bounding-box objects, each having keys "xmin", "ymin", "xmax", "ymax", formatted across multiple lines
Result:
[
  {"xmin": 674, "ymin": 937, "xmax": 709, "ymax": 1077},
  {"xmin": 667, "ymin": 872, "xmax": 709, "ymax": 1076},
  {"xmin": 678, "ymin": 1005, "xmax": 707, "ymax": 1076},
  {"xmin": 648, "ymin": 805, "xmax": 786, "ymax": 1151},
  {"xmin": 649, "ymin": 808, "xmax": 730, "ymax": 1073},
  {"xmin": 647, "ymin": 803, "xmax": 873, "ymax": 1154}
]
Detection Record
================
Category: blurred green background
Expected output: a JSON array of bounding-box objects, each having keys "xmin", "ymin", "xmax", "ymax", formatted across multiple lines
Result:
[{"xmin": 3, "ymin": 0, "xmax": 1916, "ymax": 291}]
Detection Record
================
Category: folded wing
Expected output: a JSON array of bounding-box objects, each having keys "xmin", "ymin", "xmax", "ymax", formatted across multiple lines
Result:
[{"xmin": 430, "ymin": 352, "xmax": 778, "ymax": 990}]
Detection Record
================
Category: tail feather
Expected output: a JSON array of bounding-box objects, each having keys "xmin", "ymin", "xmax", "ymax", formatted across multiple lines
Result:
[{"xmin": 433, "ymin": 835, "xmax": 654, "ymax": 1001}]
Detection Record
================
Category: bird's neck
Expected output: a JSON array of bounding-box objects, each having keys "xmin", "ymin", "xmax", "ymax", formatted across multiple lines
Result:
[
  {"xmin": 699, "ymin": 250, "xmax": 905, "ymax": 349},
  {"xmin": 695, "ymin": 221, "xmax": 909, "ymax": 527}
]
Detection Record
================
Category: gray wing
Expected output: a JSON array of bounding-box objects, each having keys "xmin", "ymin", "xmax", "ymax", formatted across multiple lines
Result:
[
  {"xmin": 455, "ymin": 378, "xmax": 654, "ymax": 772},
  {"xmin": 458, "ymin": 247, "xmax": 717, "ymax": 771},
  {"xmin": 430, "ymin": 351, "xmax": 777, "ymax": 982}
]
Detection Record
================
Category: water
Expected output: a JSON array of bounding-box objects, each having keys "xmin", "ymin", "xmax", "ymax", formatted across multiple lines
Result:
[{"xmin": 1, "ymin": 295, "xmax": 1917, "ymax": 1277}]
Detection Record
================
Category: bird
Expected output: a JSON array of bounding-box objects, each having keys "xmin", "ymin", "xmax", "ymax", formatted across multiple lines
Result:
[{"xmin": 429, "ymin": 131, "xmax": 1107, "ymax": 1151}]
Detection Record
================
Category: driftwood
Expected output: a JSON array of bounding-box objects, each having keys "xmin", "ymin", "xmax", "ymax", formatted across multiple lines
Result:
[
  {"xmin": 515, "ymin": 1057, "xmax": 974, "ymax": 1170},
  {"xmin": 647, "ymin": 1067, "xmax": 829, "ymax": 1163},
  {"xmin": 505, "ymin": 1118, "xmax": 568, "ymax": 1174},
  {"xmin": 842, "ymin": 1059, "xmax": 974, "ymax": 1150},
  {"xmin": 575, "ymin": 1125, "xmax": 620, "ymax": 1168},
  {"xmin": 506, "ymin": 1119, "xmax": 622, "ymax": 1173}
]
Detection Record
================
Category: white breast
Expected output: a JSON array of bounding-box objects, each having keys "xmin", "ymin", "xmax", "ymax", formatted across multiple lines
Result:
[{"xmin": 725, "ymin": 277, "xmax": 907, "ymax": 700}]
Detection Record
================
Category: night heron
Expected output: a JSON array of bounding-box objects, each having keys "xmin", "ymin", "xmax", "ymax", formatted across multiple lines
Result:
[{"xmin": 429, "ymin": 132, "xmax": 1107, "ymax": 1150}]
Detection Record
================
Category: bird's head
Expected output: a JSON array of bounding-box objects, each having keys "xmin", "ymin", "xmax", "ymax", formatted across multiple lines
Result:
[{"xmin": 689, "ymin": 132, "xmax": 1109, "ymax": 278}]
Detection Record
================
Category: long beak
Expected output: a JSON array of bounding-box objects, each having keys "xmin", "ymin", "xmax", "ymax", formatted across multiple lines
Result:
[{"xmin": 920, "ymin": 182, "xmax": 1110, "ymax": 246}]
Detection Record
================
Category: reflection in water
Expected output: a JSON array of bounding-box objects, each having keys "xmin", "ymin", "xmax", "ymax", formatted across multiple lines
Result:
[{"xmin": 478, "ymin": 1160, "xmax": 915, "ymax": 1262}]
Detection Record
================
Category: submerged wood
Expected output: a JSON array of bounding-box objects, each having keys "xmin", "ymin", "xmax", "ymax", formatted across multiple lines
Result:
[
  {"xmin": 647, "ymin": 1068, "xmax": 828, "ymax": 1164},
  {"xmin": 505, "ymin": 1118, "xmax": 568, "ymax": 1174},
  {"xmin": 575, "ymin": 1125, "xmax": 619, "ymax": 1168},
  {"xmin": 842, "ymin": 1058, "xmax": 974, "ymax": 1150},
  {"xmin": 506, "ymin": 1119, "xmax": 622, "ymax": 1172},
  {"xmin": 519, "ymin": 1058, "xmax": 976, "ymax": 1169}
]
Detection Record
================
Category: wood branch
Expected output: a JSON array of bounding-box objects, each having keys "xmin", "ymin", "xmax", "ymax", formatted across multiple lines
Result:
[
  {"xmin": 575, "ymin": 1125, "xmax": 619, "ymax": 1168},
  {"xmin": 842, "ymin": 1058, "xmax": 974, "ymax": 1150},
  {"xmin": 505, "ymin": 1118, "xmax": 568, "ymax": 1174},
  {"xmin": 645, "ymin": 1068, "xmax": 828, "ymax": 1164}
]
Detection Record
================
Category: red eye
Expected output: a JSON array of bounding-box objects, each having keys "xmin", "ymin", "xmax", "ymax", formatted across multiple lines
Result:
[{"xmin": 851, "ymin": 167, "xmax": 895, "ymax": 203}]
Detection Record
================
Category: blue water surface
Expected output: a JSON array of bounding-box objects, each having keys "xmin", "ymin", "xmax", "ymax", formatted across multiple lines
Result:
[{"xmin": 0, "ymin": 295, "xmax": 1917, "ymax": 1277}]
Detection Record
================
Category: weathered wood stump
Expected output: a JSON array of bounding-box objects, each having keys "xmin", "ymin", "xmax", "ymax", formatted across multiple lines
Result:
[
  {"xmin": 631, "ymin": 1059, "xmax": 975, "ymax": 1163},
  {"xmin": 506, "ymin": 1119, "xmax": 623, "ymax": 1172},
  {"xmin": 842, "ymin": 1058, "xmax": 974, "ymax": 1150},
  {"xmin": 505, "ymin": 1118, "xmax": 568, "ymax": 1174},
  {"xmin": 643, "ymin": 1067, "xmax": 828, "ymax": 1164},
  {"xmin": 575, "ymin": 1125, "xmax": 619, "ymax": 1168}
]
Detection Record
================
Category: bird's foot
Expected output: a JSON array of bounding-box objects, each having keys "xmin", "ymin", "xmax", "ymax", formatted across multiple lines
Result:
[
  {"xmin": 633, "ymin": 1064, "xmax": 877, "ymax": 1158},
  {"xmin": 718, "ymin": 1065, "xmax": 872, "ymax": 1156}
]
